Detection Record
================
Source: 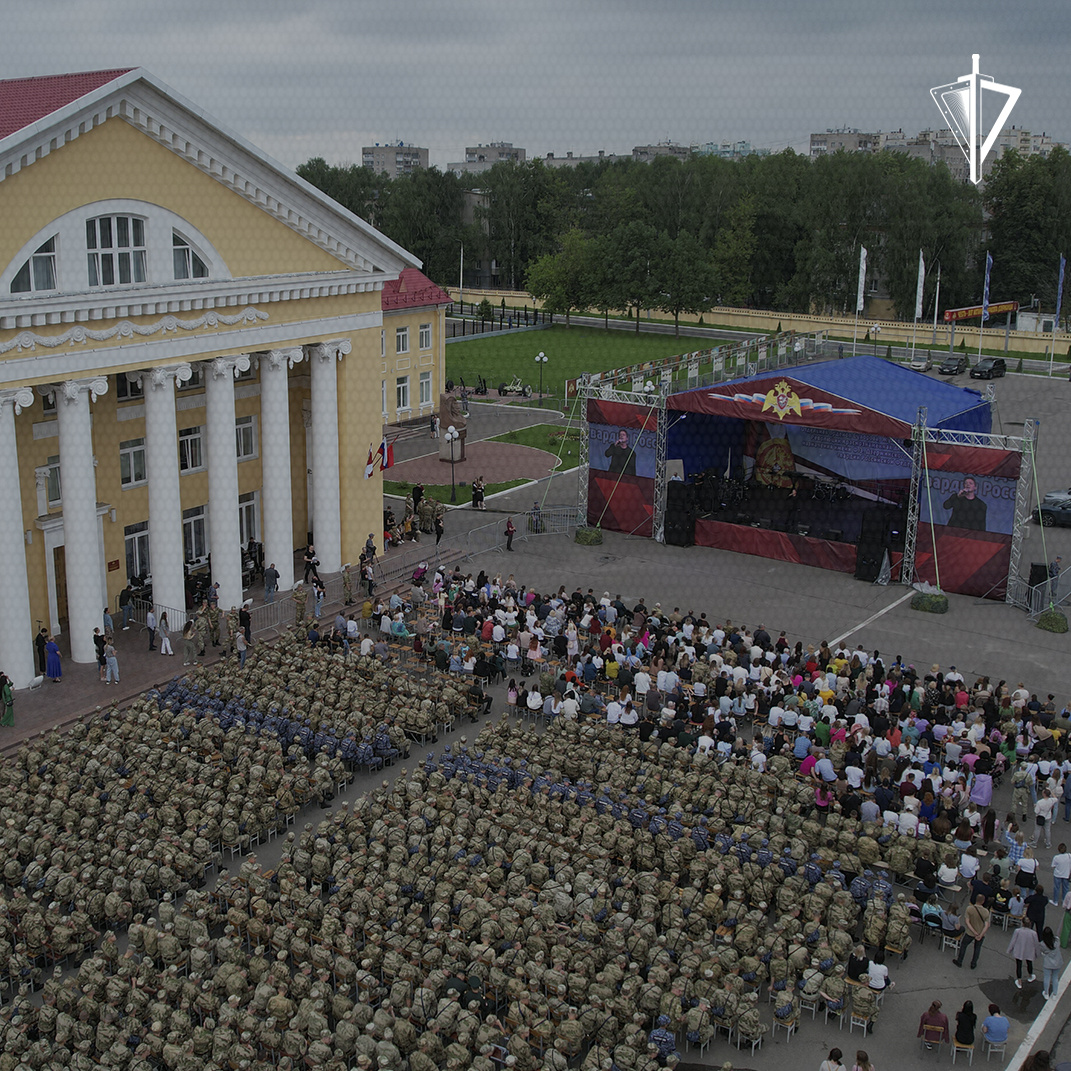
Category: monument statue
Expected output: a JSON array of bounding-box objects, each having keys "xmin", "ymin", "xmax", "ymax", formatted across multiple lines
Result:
[{"xmin": 438, "ymin": 380, "xmax": 467, "ymax": 463}]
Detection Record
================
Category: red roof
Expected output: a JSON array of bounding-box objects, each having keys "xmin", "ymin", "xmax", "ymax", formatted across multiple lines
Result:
[
  {"xmin": 381, "ymin": 267, "xmax": 451, "ymax": 312},
  {"xmin": 0, "ymin": 68, "xmax": 135, "ymax": 140}
]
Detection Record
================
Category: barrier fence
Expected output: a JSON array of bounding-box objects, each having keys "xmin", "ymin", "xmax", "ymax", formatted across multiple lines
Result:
[{"xmin": 464, "ymin": 507, "xmax": 577, "ymax": 557}]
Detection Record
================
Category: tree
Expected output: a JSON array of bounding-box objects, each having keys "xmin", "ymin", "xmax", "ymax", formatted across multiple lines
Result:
[
  {"xmin": 525, "ymin": 229, "xmax": 596, "ymax": 326},
  {"xmin": 653, "ymin": 231, "xmax": 717, "ymax": 337},
  {"xmin": 985, "ymin": 148, "xmax": 1071, "ymax": 308},
  {"xmin": 603, "ymin": 221, "xmax": 661, "ymax": 332},
  {"xmin": 713, "ymin": 193, "xmax": 757, "ymax": 307}
]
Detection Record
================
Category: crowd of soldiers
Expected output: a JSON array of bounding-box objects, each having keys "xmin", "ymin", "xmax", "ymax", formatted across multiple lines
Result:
[
  {"xmin": 0, "ymin": 695, "xmax": 955, "ymax": 1070},
  {"xmin": 0, "ymin": 572, "xmax": 1057, "ymax": 1070}
]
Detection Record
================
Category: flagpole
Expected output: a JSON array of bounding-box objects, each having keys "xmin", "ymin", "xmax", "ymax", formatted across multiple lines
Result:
[
  {"xmin": 853, "ymin": 245, "xmax": 867, "ymax": 357},
  {"xmin": 1052, "ymin": 254, "xmax": 1066, "ymax": 377},
  {"xmin": 932, "ymin": 264, "xmax": 941, "ymax": 344}
]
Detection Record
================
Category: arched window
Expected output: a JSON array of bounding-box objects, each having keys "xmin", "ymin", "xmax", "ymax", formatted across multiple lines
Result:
[
  {"xmin": 10, "ymin": 237, "xmax": 57, "ymax": 294},
  {"xmin": 172, "ymin": 232, "xmax": 209, "ymax": 280},
  {"xmin": 86, "ymin": 215, "xmax": 147, "ymax": 287}
]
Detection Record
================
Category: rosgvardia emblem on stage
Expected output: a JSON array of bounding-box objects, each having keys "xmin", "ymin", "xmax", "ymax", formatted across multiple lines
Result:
[{"xmin": 761, "ymin": 380, "xmax": 802, "ymax": 421}]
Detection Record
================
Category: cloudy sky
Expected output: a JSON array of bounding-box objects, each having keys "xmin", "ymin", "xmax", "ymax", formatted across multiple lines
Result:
[{"xmin": 4, "ymin": 0, "xmax": 1070, "ymax": 170}]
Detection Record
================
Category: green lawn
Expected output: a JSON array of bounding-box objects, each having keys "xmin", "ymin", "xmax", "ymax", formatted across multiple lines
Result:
[
  {"xmin": 487, "ymin": 423, "xmax": 580, "ymax": 470},
  {"xmin": 447, "ymin": 325, "xmax": 691, "ymax": 402}
]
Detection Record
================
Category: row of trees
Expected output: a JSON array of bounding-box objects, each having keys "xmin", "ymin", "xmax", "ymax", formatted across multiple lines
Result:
[{"xmin": 298, "ymin": 146, "xmax": 1071, "ymax": 327}]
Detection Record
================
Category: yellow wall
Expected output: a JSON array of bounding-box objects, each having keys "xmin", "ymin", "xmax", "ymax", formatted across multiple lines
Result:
[
  {"xmin": 339, "ymin": 330, "xmax": 385, "ymax": 565},
  {"xmin": 2, "ymin": 113, "xmax": 399, "ymax": 627},
  {"xmin": 0, "ymin": 117, "xmax": 342, "ymax": 280},
  {"xmin": 381, "ymin": 305, "xmax": 446, "ymax": 424}
]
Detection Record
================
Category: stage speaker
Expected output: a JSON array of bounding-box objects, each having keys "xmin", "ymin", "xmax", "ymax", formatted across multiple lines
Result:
[
  {"xmin": 664, "ymin": 509, "xmax": 695, "ymax": 547},
  {"xmin": 733, "ymin": 512, "xmax": 751, "ymax": 526},
  {"xmin": 859, "ymin": 508, "xmax": 891, "ymax": 545},
  {"xmin": 821, "ymin": 529, "xmax": 844, "ymax": 542},
  {"xmin": 1029, "ymin": 562, "xmax": 1049, "ymax": 589},
  {"xmin": 667, "ymin": 481, "xmax": 697, "ymax": 511}
]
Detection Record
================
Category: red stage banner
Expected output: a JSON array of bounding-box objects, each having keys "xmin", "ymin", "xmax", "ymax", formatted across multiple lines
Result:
[
  {"xmin": 694, "ymin": 518, "xmax": 858, "ymax": 573},
  {"xmin": 669, "ymin": 376, "xmax": 911, "ymax": 438},
  {"xmin": 587, "ymin": 471, "xmax": 654, "ymax": 537},
  {"xmin": 587, "ymin": 398, "xmax": 659, "ymax": 430}
]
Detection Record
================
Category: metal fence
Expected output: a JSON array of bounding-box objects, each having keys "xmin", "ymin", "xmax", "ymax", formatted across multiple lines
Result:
[{"xmin": 463, "ymin": 507, "xmax": 577, "ymax": 557}]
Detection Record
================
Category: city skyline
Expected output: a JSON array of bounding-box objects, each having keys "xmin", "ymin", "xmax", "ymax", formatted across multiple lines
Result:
[{"xmin": 3, "ymin": 0, "xmax": 1069, "ymax": 172}]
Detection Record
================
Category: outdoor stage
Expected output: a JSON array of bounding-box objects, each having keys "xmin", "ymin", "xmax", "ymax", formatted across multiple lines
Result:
[{"xmin": 580, "ymin": 352, "xmax": 1036, "ymax": 600}]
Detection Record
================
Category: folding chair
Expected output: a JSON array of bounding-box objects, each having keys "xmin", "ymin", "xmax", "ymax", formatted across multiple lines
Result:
[
  {"xmin": 983, "ymin": 1038, "xmax": 1007, "ymax": 1061},
  {"xmin": 919, "ymin": 1023, "xmax": 946, "ymax": 1055},
  {"xmin": 951, "ymin": 1039, "xmax": 975, "ymax": 1065}
]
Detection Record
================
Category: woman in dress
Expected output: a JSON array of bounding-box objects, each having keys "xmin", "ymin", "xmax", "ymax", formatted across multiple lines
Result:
[
  {"xmin": 0, "ymin": 673, "xmax": 13, "ymax": 726},
  {"xmin": 45, "ymin": 636, "xmax": 62, "ymax": 682}
]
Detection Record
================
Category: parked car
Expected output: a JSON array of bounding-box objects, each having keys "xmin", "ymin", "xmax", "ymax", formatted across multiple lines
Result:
[
  {"xmin": 938, "ymin": 354, "xmax": 969, "ymax": 375},
  {"xmin": 1036, "ymin": 490, "xmax": 1071, "ymax": 527},
  {"xmin": 909, "ymin": 351, "xmax": 933, "ymax": 371},
  {"xmin": 970, "ymin": 357, "xmax": 1007, "ymax": 379}
]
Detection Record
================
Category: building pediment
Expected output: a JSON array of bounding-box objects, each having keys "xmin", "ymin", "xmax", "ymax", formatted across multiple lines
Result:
[{"xmin": 0, "ymin": 68, "xmax": 418, "ymax": 279}]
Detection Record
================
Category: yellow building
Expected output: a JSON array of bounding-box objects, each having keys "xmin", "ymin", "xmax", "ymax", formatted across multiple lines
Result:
[{"xmin": 0, "ymin": 67, "xmax": 427, "ymax": 683}]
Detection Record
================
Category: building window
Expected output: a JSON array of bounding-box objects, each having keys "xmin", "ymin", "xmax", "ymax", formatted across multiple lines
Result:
[
  {"xmin": 381, "ymin": 330, "xmax": 386, "ymax": 359},
  {"xmin": 10, "ymin": 237, "xmax": 57, "ymax": 294},
  {"xmin": 178, "ymin": 426, "xmax": 204, "ymax": 472},
  {"xmin": 45, "ymin": 455, "xmax": 61, "ymax": 506},
  {"xmin": 172, "ymin": 231, "xmax": 209, "ymax": 280},
  {"xmin": 419, "ymin": 322, "xmax": 432, "ymax": 350},
  {"xmin": 41, "ymin": 392, "xmax": 56, "ymax": 415},
  {"xmin": 183, "ymin": 505, "xmax": 208, "ymax": 562},
  {"xmin": 235, "ymin": 363, "xmax": 256, "ymax": 382},
  {"xmin": 235, "ymin": 415, "xmax": 258, "ymax": 460},
  {"xmin": 86, "ymin": 215, "xmax": 147, "ymax": 287},
  {"xmin": 238, "ymin": 491, "xmax": 258, "ymax": 547},
  {"xmin": 114, "ymin": 375, "xmax": 144, "ymax": 401},
  {"xmin": 419, "ymin": 371, "xmax": 432, "ymax": 406},
  {"xmin": 124, "ymin": 521, "xmax": 150, "ymax": 582},
  {"xmin": 396, "ymin": 376, "xmax": 410, "ymax": 411},
  {"xmin": 395, "ymin": 326, "xmax": 409, "ymax": 355},
  {"xmin": 177, "ymin": 367, "xmax": 204, "ymax": 391},
  {"xmin": 119, "ymin": 438, "xmax": 147, "ymax": 488},
  {"xmin": 381, "ymin": 380, "xmax": 387, "ymax": 416}
]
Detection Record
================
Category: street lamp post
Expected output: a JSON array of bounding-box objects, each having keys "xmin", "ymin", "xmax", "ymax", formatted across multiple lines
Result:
[
  {"xmin": 535, "ymin": 351, "xmax": 548, "ymax": 406},
  {"xmin": 873, "ymin": 324, "xmax": 882, "ymax": 358},
  {"xmin": 445, "ymin": 425, "xmax": 459, "ymax": 503}
]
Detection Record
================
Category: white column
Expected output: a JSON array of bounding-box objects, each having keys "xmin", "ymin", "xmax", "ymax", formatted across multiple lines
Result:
[
  {"xmin": 0, "ymin": 389, "xmax": 37, "ymax": 686},
  {"xmin": 140, "ymin": 365, "xmax": 191, "ymax": 622},
  {"xmin": 55, "ymin": 377, "xmax": 108, "ymax": 663},
  {"xmin": 204, "ymin": 355, "xmax": 249, "ymax": 612},
  {"xmin": 307, "ymin": 342, "xmax": 345, "ymax": 573},
  {"xmin": 260, "ymin": 348, "xmax": 303, "ymax": 589}
]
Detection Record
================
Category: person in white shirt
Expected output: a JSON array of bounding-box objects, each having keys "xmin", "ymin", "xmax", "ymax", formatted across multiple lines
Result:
[
  {"xmin": 845, "ymin": 764, "xmax": 865, "ymax": 790},
  {"xmin": 360, "ymin": 635, "xmax": 375, "ymax": 657},
  {"xmin": 768, "ymin": 704, "xmax": 785, "ymax": 728},
  {"xmin": 633, "ymin": 669, "xmax": 651, "ymax": 696},
  {"xmin": 605, "ymin": 699, "xmax": 623, "ymax": 726},
  {"xmin": 1034, "ymin": 789, "xmax": 1058, "ymax": 848},
  {"xmin": 750, "ymin": 746, "xmax": 767, "ymax": 772},
  {"xmin": 1051, "ymin": 845, "xmax": 1071, "ymax": 906}
]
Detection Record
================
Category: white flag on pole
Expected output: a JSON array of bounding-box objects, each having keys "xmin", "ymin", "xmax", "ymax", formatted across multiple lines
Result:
[
  {"xmin": 856, "ymin": 246, "xmax": 868, "ymax": 313},
  {"xmin": 915, "ymin": 250, "xmax": 926, "ymax": 320}
]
